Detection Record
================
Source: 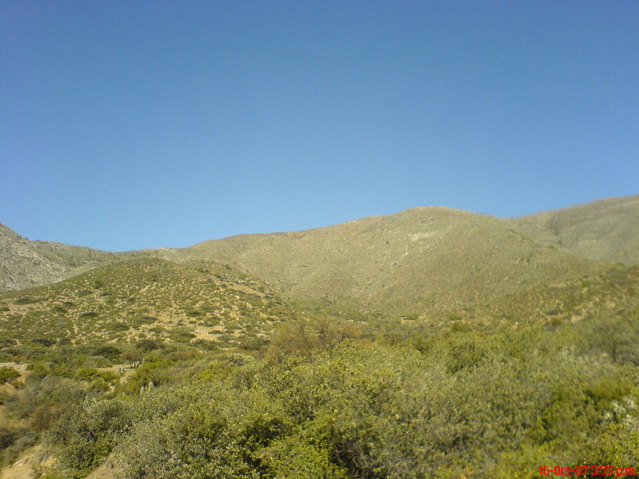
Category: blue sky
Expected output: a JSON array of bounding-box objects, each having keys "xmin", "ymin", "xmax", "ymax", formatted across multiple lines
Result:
[{"xmin": 1, "ymin": 1, "xmax": 637, "ymax": 251}]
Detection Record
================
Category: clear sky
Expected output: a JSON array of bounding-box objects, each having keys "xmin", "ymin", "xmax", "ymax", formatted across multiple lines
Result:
[{"xmin": 1, "ymin": 1, "xmax": 637, "ymax": 251}]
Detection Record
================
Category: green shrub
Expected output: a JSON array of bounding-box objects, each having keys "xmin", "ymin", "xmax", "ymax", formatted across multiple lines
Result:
[
  {"xmin": 93, "ymin": 345, "xmax": 122, "ymax": 361},
  {"xmin": 0, "ymin": 366, "xmax": 20, "ymax": 385},
  {"xmin": 49, "ymin": 399, "xmax": 134, "ymax": 478}
]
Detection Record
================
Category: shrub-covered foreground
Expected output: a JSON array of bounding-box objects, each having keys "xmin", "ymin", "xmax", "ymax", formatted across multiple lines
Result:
[{"xmin": 38, "ymin": 312, "xmax": 639, "ymax": 479}]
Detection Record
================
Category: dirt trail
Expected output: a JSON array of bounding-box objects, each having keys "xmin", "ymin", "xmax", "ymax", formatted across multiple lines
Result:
[{"xmin": 0, "ymin": 446, "xmax": 53, "ymax": 479}]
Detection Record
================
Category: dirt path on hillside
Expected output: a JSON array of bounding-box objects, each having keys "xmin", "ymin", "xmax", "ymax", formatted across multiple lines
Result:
[{"xmin": 0, "ymin": 446, "xmax": 53, "ymax": 479}]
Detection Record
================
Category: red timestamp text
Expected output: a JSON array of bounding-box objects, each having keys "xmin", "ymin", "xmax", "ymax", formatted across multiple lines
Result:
[{"xmin": 539, "ymin": 465, "xmax": 637, "ymax": 476}]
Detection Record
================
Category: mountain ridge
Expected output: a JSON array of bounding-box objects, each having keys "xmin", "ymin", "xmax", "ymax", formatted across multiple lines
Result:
[{"xmin": 2, "ymin": 196, "xmax": 637, "ymax": 314}]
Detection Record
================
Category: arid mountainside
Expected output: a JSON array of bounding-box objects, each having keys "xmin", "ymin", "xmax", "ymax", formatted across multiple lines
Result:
[
  {"xmin": 0, "ymin": 258, "xmax": 299, "ymax": 360},
  {"xmin": 0, "ymin": 224, "xmax": 145, "ymax": 293},
  {"xmin": 1, "ymin": 195, "xmax": 637, "ymax": 317},
  {"xmin": 0, "ymin": 224, "xmax": 72, "ymax": 292},
  {"xmin": 172, "ymin": 207, "xmax": 598, "ymax": 316},
  {"xmin": 510, "ymin": 194, "xmax": 639, "ymax": 264},
  {"xmin": 469, "ymin": 263, "xmax": 639, "ymax": 326}
]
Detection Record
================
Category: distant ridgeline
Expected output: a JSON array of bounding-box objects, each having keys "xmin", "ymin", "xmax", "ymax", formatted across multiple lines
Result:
[{"xmin": 2, "ymin": 194, "xmax": 638, "ymax": 312}]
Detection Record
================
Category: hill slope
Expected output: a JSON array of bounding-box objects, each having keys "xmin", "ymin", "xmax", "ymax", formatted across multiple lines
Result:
[
  {"xmin": 0, "ymin": 224, "xmax": 133, "ymax": 293},
  {"xmin": 0, "ymin": 258, "xmax": 301, "ymax": 362},
  {"xmin": 510, "ymin": 194, "xmax": 639, "ymax": 264},
  {"xmin": 1, "ymin": 195, "xmax": 637, "ymax": 316},
  {"xmin": 169, "ymin": 206, "xmax": 607, "ymax": 316}
]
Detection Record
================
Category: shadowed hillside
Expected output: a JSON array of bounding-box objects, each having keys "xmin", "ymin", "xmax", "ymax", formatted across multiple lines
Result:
[
  {"xmin": 510, "ymin": 194, "xmax": 639, "ymax": 264},
  {"xmin": 470, "ymin": 263, "xmax": 639, "ymax": 327},
  {"xmin": 0, "ymin": 224, "xmax": 147, "ymax": 293}
]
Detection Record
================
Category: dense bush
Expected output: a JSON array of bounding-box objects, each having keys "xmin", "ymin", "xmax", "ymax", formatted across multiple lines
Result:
[
  {"xmin": 42, "ymin": 315, "xmax": 639, "ymax": 478},
  {"xmin": 6, "ymin": 376, "xmax": 86, "ymax": 432},
  {"xmin": 48, "ymin": 399, "xmax": 134, "ymax": 478}
]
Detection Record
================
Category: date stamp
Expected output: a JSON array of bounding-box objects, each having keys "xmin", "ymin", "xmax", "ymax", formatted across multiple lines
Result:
[{"xmin": 539, "ymin": 466, "xmax": 637, "ymax": 476}]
